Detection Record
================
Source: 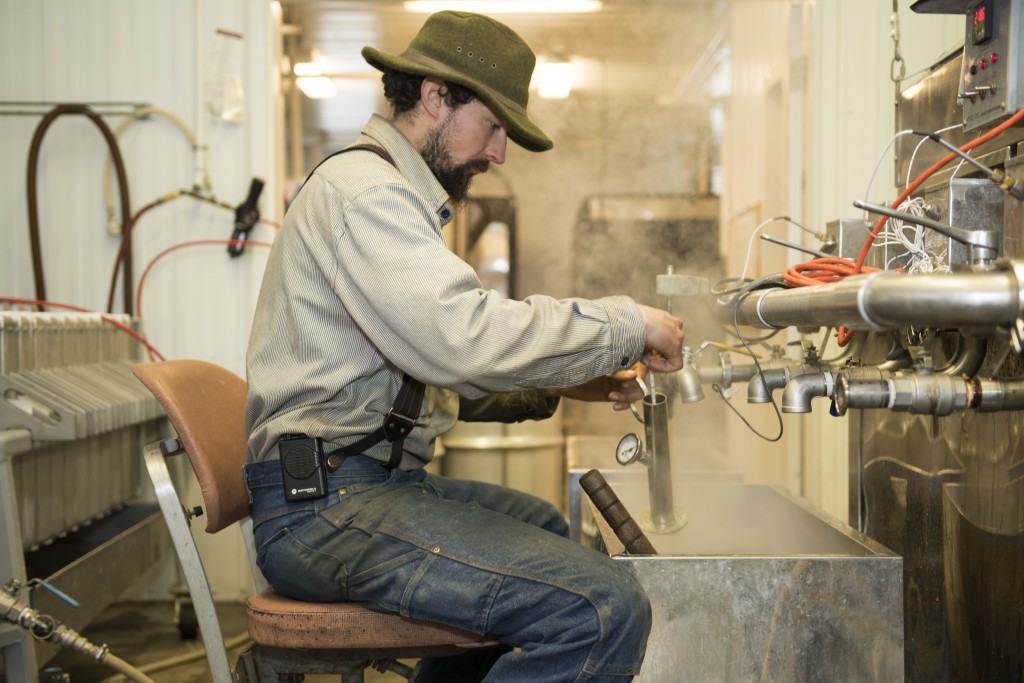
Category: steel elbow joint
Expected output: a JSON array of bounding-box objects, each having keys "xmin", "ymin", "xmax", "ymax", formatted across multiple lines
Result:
[
  {"xmin": 781, "ymin": 372, "xmax": 835, "ymax": 413},
  {"xmin": 748, "ymin": 367, "xmax": 790, "ymax": 403}
]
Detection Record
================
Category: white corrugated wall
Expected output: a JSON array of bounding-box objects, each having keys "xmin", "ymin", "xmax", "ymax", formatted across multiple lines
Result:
[{"xmin": 0, "ymin": 0, "xmax": 282, "ymax": 601}]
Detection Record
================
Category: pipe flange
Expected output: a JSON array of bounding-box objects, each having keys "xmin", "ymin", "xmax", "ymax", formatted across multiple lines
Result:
[
  {"xmin": 754, "ymin": 289, "xmax": 785, "ymax": 329},
  {"xmin": 854, "ymin": 270, "xmax": 891, "ymax": 330},
  {"xmin": 1009, "ymin": 260, "xmax": 1024, "ymax": 352}
]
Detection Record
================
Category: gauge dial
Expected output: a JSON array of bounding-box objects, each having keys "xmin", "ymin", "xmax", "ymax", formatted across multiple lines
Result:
[{"xmin": 615, "ymin": 433, "xmax": 643, "ymax": 466}]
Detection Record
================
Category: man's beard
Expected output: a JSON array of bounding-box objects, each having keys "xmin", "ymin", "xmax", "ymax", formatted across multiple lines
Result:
[{"xmin": 421, "ymin": 120, "xmax": 489, "ymax": 206}]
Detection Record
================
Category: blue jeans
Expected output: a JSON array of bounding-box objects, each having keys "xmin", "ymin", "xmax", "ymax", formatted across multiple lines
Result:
[{"xmin": 244, "ymin": 456, "xmax": 651, "ymax": 682}]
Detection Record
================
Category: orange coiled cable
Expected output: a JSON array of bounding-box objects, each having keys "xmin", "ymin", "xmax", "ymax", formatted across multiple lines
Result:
[{"xmin": 783, "ymin": 257, "xmax": 883, "ymax": 288}]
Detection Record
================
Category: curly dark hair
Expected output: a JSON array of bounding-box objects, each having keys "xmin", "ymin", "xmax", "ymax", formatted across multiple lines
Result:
[{"xmin": 381, "ymin": 68, "xmax": 477, "ymax": 116}]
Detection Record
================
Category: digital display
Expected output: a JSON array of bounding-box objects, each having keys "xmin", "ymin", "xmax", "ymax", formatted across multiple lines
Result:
[{"xmin": 971, "ymin": 0, "xmax": 993, "ymax": 45}]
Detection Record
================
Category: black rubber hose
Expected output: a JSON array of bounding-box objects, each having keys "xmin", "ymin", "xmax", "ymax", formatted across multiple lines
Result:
[{"xmin": 27, "ymin": 104, "xmax": 133, "ymax": 313}]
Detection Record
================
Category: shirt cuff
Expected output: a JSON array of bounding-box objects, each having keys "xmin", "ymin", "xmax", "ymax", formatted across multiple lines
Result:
[{"xmin": 597, "ymin": 295, "xmax": 646, "ymax": 370}]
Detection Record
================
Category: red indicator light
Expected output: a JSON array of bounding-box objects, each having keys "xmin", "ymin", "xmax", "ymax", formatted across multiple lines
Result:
[
  {"xmin": 980, "ymin": 58, "xmax": 988, "ymax": 70},
  {"xmin": 991, "ymin": 53, "xmax": 999, "ymax": 64}
]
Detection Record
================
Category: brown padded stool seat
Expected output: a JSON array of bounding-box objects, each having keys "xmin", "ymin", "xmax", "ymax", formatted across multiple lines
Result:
[{"xmin": 247, "ymin": 589, "xmax": 494, "ymax": 650}]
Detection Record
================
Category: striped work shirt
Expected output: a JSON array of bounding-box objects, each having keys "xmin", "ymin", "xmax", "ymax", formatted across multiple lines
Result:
[{"xmin": 246, "ymin": 114, "xmax": 646, "ymax": 468}]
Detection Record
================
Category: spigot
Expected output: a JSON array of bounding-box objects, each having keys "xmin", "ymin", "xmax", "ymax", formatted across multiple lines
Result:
[
  {"xmin": 748, "ymin": 366, "xmax": 791, "ymax": 403},
  {"xmin": 676, "ymin": 346, "xmax": 705, "ymax": 403},
  {"xmin": 748, "ymin": 343, "xmax": 830, "ymax": 405}
]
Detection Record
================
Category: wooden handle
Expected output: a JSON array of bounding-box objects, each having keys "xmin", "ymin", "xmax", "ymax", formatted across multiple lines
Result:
[{"xmin": 579, "ymin": 469, "xmax": 657, "ymax": 555}]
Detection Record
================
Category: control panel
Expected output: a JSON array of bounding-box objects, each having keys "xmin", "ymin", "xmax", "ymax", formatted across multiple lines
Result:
[{"xmin": 959, "ymin": 0, "xmax": 1024, "ymax": 130}]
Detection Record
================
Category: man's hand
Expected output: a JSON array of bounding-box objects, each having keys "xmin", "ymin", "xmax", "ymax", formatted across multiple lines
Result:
[
  {"xmin": 637, "ymin": 305, "xmax": 686, "ymax": 373},
  {"xmin": 551, "ymin": 363, "xmax": 648, "ymax": 411}
]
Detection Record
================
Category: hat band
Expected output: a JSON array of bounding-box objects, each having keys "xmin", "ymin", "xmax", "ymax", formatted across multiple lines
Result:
[{"xmin": 398, "ymin": 50, "xmax": 528, "ymax": 119}]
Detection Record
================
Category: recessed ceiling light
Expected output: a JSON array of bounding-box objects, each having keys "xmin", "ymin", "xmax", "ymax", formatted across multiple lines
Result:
[
  {"xmin": 404, "ymin": 1, "xmax": 602, "ymax": 14},
  {"xmin": 296, "ymin": 76, "xmax": 338, "ymax": 99}
]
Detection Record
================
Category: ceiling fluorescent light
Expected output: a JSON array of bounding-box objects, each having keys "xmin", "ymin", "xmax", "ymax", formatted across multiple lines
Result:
[
  {"xmin": 293, "ymin": 62, "xmax": 323, "ymax": 77},
  {"xmin": 296, "ymin": 76, "xmax": 338, "ymax": 99},
  {"xmin": 537, "ymin": 62, "xmax": 573, "ymax": 99},
  {"xmin": 405, "ymin": 1, "xmax": 602, "ymax": 14}
]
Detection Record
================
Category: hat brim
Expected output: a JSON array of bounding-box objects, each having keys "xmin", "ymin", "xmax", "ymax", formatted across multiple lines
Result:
[{"xmin": 363, "ymin": 46, "xmax": 553, "ymax": 153}]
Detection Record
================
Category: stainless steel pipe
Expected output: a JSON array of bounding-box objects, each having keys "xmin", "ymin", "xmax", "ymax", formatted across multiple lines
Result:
[
  {"xmin": 973, "ymin": 378, "xmax": 1024, "ymax": 411},
  {"xmin": 695, "ymin": 359, "xmax": 759, "ymax": 388},
  {"xmin": 722, "ymin": 265, "xmax": 1023, "ymax": 331},
  {"xmin": 836, "ymin": 374, "xmax": 1024, "ymax": 416}
]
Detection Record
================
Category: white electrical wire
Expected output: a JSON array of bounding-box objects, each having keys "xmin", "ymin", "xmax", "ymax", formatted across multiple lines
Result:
[
  {"xmin": 740, "ymin": 215, "xmax": 818, "ymax": 280},
  {"xmin": 860, "ymin": 124, "xmax": 963, "ymax": 260},
  {"xmin": 863, "ymin": 128, "xmax": 915, "ymax": 210},
  {"xmin": 904, "ymin": 123, "xmax": 962, "ymax": 189},
  {"xmin": 949, "ymin": 155, "xmax": 969, "ymax": 181},
  {"xmin": 874, "ymin": 196, "xmax": 951, "ymax": 274}
]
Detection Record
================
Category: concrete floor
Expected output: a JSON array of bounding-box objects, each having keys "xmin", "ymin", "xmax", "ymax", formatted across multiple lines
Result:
[{"xmin": 38, "ymin": 601, "xmax": 404, "ymax": 683}]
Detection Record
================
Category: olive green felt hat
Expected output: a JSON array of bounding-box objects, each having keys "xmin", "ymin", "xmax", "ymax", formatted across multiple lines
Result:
[{"xmin": 362, "ymin": 11, "xmax": 553, "ymax": 152}]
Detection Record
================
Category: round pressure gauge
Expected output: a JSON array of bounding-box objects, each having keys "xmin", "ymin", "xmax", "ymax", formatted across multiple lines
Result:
[{"xmin": 615, "ymin": 433, "xmax": 643, "ymax": 466}]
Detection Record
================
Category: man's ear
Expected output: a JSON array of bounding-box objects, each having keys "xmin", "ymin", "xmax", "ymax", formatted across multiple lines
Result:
[{"xmin": 420, "ymin": 77, "xmax": 448, "ymax": 122}]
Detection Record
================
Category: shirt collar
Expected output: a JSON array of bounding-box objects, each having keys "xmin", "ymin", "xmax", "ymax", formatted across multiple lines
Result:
[{"xmin": 359, "ymin": 114, "xmax": 455, "ymax": 226}]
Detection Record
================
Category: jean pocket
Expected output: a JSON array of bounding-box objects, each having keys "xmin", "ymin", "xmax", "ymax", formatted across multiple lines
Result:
[
  {"xmin": 258, "ymin": 521, "xmax": 349, "ymax": 602},
  {"xmin": 346, "ymin": 542, "xmax": 431, "ymax": 615},
  {"xmin": 256, "ymin": 525, "xmax": 290, "ymax": 560}
]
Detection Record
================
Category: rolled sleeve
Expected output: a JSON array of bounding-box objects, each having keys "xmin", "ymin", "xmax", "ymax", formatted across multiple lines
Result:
[{"xmin": 458, "ymin": 391, "xmax": 560, "ymax": 423}]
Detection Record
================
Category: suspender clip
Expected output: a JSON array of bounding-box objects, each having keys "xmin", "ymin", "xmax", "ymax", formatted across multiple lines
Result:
[{"xmin": 383, "ymin": 409, "xmax": 418, "ymax": 442}]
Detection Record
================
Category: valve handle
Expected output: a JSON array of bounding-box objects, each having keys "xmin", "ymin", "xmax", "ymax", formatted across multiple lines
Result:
[
  {"xmin": 29, "ymin": 579, "xmax": 80, "ymax": 609},
  {"xmin": 579, "ymin": 469, "xmax": 658, "ymax": 555}
]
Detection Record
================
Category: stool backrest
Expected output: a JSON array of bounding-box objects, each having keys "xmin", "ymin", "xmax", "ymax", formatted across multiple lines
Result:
[{"xmin": 133, "ymin": 359, "xmax": 250, "ymax": 533}]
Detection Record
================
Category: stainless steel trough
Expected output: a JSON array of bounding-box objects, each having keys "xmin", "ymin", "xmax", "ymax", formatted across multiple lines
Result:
[{"xmin": 567, "ymin": 436, "xmax": 904, "ymax": 683}]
